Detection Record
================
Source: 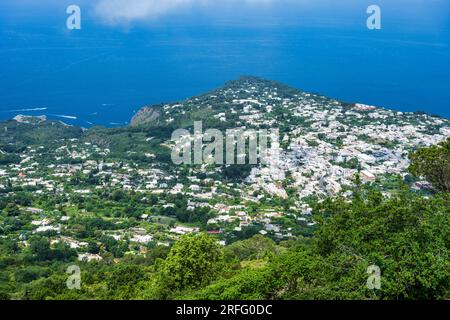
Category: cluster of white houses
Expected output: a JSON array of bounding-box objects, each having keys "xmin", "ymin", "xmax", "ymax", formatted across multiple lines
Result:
[{"xmin": 1, "ymin": 79, "xmax": 449, "ymax": 261}]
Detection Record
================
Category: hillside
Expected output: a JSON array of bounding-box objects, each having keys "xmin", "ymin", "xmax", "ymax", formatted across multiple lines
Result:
[
  {"xmin": 0, "ymin": 77, "xmax": 448, "ymax": 300},
  {"xmin": 2, "ymin": 76, "xmax": 450, "ymax": 194},
  {"xmin": 128, "ymin": 76, "xmax": 450, "ymax": 197}
]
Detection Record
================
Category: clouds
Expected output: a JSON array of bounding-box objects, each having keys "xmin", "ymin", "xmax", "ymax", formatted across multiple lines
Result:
[
  {"xmin": 2, "ymin": 0, "xmax": 446, "ymax": 28},
  {"xmin": 95, "ymin": 0, "xmax": 191, "ymax": 24},
  {"xmin": 93, "ymin": 0, "xmax": 280, "ymax": 25}
]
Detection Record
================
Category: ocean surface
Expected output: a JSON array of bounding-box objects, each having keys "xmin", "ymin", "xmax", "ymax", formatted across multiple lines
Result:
[{"xmin": 0, "ymin": 1, "xmax": 449, "ymax": 127}]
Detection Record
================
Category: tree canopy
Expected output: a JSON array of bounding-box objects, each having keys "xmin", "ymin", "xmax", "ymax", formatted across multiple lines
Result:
[{"xmin": 409, "ymin": 137, "xmax": 450, "ymax": 192}]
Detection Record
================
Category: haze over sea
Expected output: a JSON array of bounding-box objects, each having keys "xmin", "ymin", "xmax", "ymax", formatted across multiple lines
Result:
[{"xmin": 0, "ymin": 0, "xmax": 449, "ymax": 127}]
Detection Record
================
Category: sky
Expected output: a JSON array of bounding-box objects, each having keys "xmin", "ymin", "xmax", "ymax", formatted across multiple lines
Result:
[{"xmin": 0, "ymin": 0, "xmax": 449, "ymax": 126}]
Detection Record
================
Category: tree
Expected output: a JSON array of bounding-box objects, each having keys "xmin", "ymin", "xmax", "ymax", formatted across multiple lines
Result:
[
  {"xmin": 222, "ymin": 164, "xmax": 253, "ymax": 181},
  {"xmin": 0, "ymin": 153, "xmax": 20, "ymax": 165},
  {"xmin": 310, "ymin": 188, "xmax": 450, "ymax": 300},
  {"xmin": 51, "ymin": 242, "xmax": 77, "ymax": 261},
  {"xmin": 111, "ymin": 189, "xmax": 126, "ymax": 202},
  {"xmin": 29, "ymin": 237, "xmax": 52, "ymax": 261},
  {"xmin": 88, "ymin": 241, "xmax": 100, "ymax": 254},
  {"xmin": 3, "ymin": 203, "xmax": 20, "ymax": 217},
  {"xmin": 107, "ymin": 265, "xmax": 148, "ymax": 300},
  {"xmin": 409, "ymin": 138, "xmax": 450, "ymax": 192},
  {"xmin": 157, "ymin": 233, "xmax": 224, "ymax": 293},
  {"xmin": 21, "ymin": 274, "xmax": 68, "ymax": 300},
  {"xmin": 187, "ymin": 268, "xmax": 276, "ymax": 300},
  {"xmin": 188, "ymin": 187, "xmax": 449, "ymax": 301},
  {"xmin": 223, "ymin": 235, "xmax": 281, "ymax": 262}
]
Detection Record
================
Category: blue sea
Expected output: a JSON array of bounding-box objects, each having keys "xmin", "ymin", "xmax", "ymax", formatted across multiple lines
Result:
[{"xmin": 0, "ymin": 0, "xmax": 449, "ymax": 127}]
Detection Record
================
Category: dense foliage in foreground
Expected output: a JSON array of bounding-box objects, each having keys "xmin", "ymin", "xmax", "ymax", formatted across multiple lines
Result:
[
  {"xmin": 409, "ymin": 138, "xmax": 450, "ymax": 192},
  {"xmin": 1, "ymin": 184, "xmax": 448, "ymax": 300}
]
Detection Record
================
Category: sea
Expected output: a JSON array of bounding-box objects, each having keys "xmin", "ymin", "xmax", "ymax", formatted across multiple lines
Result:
[{"xmin": 0, "ymin": 1, "xmax": 449, "ymax": 127}]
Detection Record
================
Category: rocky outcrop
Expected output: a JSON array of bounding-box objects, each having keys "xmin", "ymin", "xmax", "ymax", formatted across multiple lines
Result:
[{"xmin": 130, "ymin": 106, "xmax": 161, "ymax": 127}]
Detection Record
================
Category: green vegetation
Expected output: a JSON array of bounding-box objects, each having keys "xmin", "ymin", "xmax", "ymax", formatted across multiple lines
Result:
[
  {"xmin": 0, "ymin": 78, "xmax": 449, "ymax": 301},
  {"xmin": 0, "ymin": 119, "xmax": 82, "ymax": 145},
  {"xmin": 145, "ymin": 233, "xmax": 224, "ymax": 299},
  {"xmin": 1, "ymin": 182, "xmax": 448, "ymax": 300},
  {"xmin": 409, "ymin": 138, "xmax": 450, "ymax": 192}
]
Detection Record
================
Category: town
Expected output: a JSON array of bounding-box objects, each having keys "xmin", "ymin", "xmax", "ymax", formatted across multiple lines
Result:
[{"xmin": 0, "ymin": 76, "xmax": 449, "ymax": 265}]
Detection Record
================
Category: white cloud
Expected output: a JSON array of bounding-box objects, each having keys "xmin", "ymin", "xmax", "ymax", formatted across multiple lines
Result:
[{"xmin": 94, "ymin": 0, "xmax": 278, "ymax": 25}]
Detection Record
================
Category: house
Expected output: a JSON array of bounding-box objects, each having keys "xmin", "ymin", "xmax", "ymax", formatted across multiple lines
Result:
[
  {"xmin": 361, "ymin": 170, "xmax": 376, "ymax": 182},
  {"xmin": 131, "ymin": 234, "xmax": 153, "ymax": 244},
  {"xmin": 78, "ymin": 253, "xmax": 103, "ymax": 262},
  {"xmin": 170, "ymin": 226, "xmax": 200, "ymax": 235},
  {"xmin": 189, "ymin": 185, "xmax": 201, "ymax": 192},
  {"xmin": 34, "ymin": 225, "xmax": 60, "ymax": 234},
  {"xmin": 26, "ymin": 207, "xmax": 44, "ymax": 214}
]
